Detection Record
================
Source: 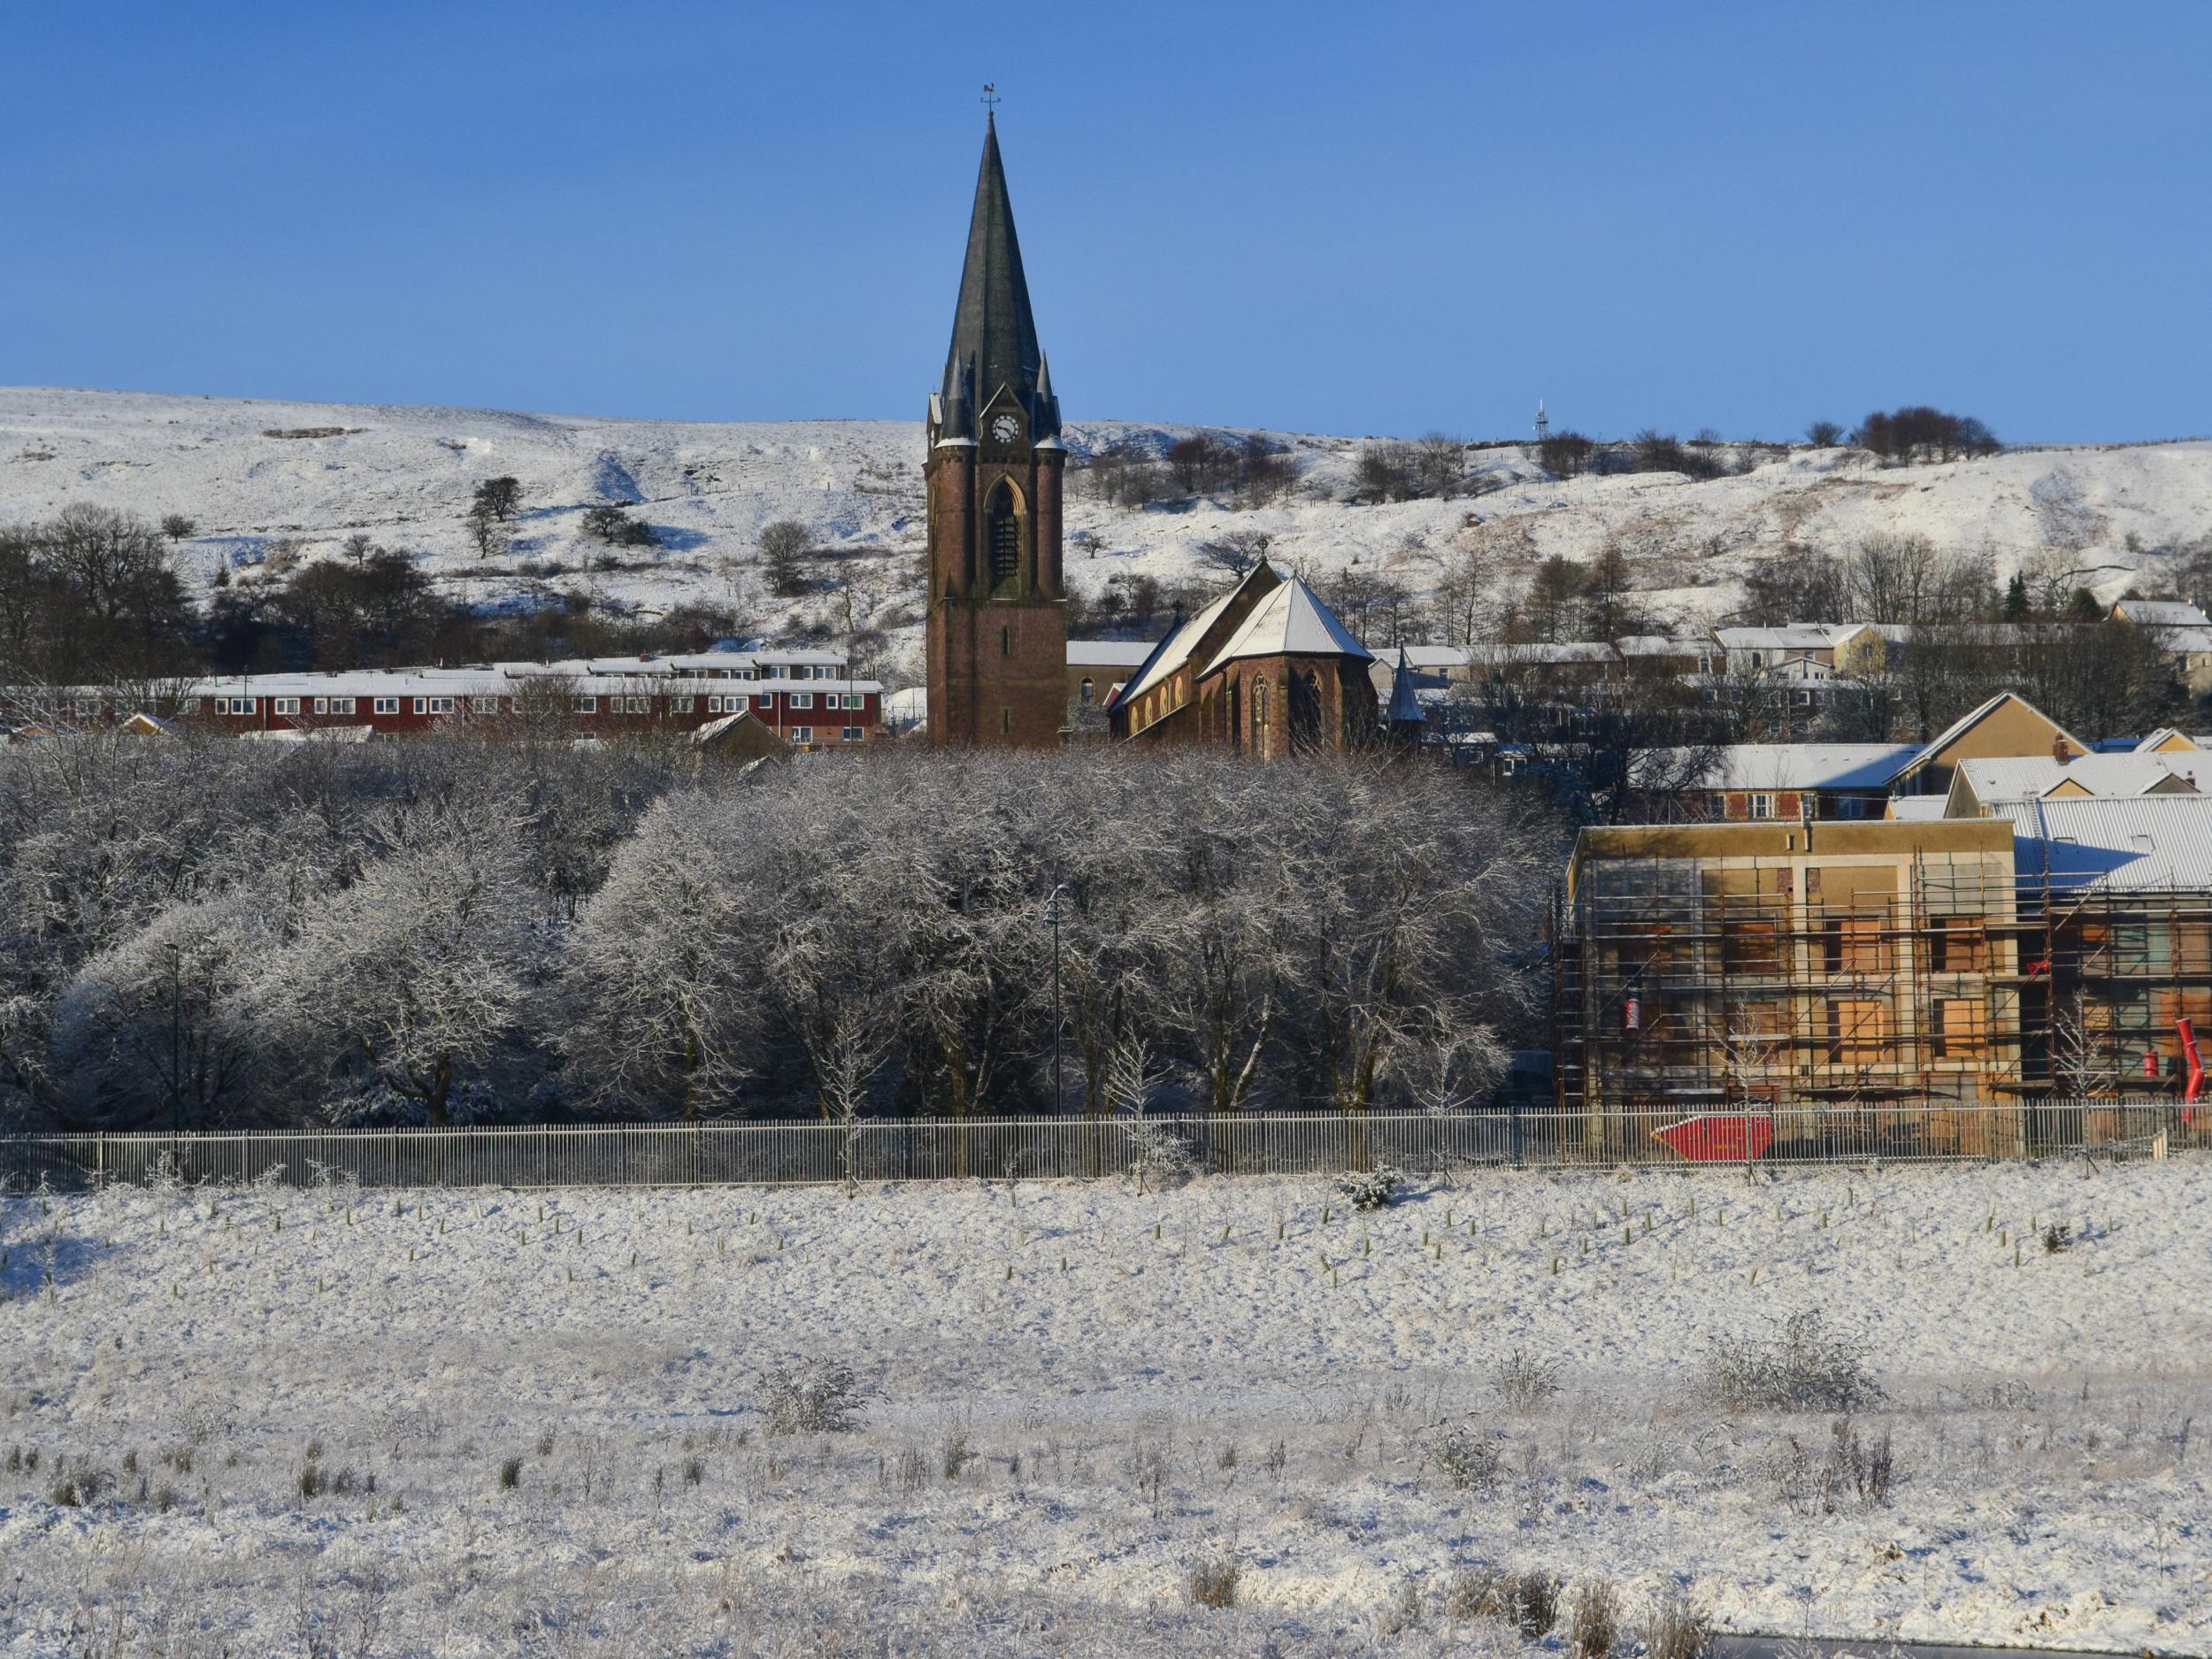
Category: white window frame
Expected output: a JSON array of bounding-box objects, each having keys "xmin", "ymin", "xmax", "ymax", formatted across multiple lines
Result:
[
  {"xmin": 757, "ymin": 694, "xmax": 773, "ymax": 710},
  {"xmin": 1706, "ymin": 793, "xmax": 1727, "ymax": 818},
  {"xmin": 788, "ymin": 725, "xmax": 813, "ymax": 745},
  {"xmin": 373, "ymin": 696, "xmax": 398, "ymax": 715},
  {"xmin": 1749, "ymin": 793, "xmax": 1774, "ymax": 820},
  {"xmin": 842, "ymin": 726, "xmax": 863, "ymax": 742},
  {"xmin": 572, "ymin": 695, "xmax": 597, "ymax": 713},
  {"xmin": 669, "ymin": 695, "xmax": 694, "ymax": 713},
  {"xmin": 791, "ymin": 692, "xmax": 813, "ymax": 710},
  {"xmin": 273, "ymin": 697, "xmax": 300, "ymax": 716},
  {"xmin": 472, "ymin": 695, "xmax": 502, "ymax": 714},
  {"xmin": 312, "ymin": 697, "xmax": 327, "ymax": 715}
]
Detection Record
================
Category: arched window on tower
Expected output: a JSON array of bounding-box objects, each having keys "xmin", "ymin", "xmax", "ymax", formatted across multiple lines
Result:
[{"xmin": 987, "ymin": 483, "xmax": 1020, "ymax": 590}]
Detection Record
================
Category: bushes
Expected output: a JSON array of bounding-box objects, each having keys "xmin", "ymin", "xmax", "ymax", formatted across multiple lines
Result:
[
  {"xmin": 1702, "ymin": 1310, "xmax": 1885, "ymax": 1412},
  {"xmin": 1854, "ymin": 405, "xmax": 2000, "ymax": 464},
  {"xmin": 1425, "ymin": 1420, "xmax": 1501, "ymax": 1491},
  {"xmin": 1448, "ymin": 1567, "xmax": 1558, "ymax": 1634},
  {"xmin": 760, "ymin": 1359, "xmax": 867, "ymax": 1435},
  {"xmin": 1334, "ymin": 1168, "xmax": 1403, "ymax": 1211},
  {"xmin": 1186, "ymin": 1552, "xmax": 1241, "ymax": 1609}
]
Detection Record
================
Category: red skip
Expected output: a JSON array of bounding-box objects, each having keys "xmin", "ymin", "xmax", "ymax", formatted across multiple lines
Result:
[{"xmin": 1653, "ymin": 1113, "xmax": 1774, "ymax": 1164}]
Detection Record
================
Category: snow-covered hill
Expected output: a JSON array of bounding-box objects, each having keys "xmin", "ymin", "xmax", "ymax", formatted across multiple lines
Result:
[{"xmin": 7, "ymin": 385, "xmax": 2212, "ymax": 682}]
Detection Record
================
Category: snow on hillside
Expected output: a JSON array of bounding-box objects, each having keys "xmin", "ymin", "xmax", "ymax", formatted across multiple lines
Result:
[
  {"xmin": 7, "ymin": 385, "xmax": 2212, "ymax": 685},
  {"xmin": 3, "ymin": 1162, "xmax": 2207, "ymax": 1655}
]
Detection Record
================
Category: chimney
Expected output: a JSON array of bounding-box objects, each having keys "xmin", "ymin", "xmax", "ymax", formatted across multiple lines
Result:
[{"xmin": 2053, "ymin": 734, "xmax": 2070, "ymax": 763}]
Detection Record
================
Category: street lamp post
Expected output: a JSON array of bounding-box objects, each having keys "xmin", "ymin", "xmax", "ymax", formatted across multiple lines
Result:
[{"xmin": 1042, "ymin": 882, "xmax": 1071, "ymax": 1114}]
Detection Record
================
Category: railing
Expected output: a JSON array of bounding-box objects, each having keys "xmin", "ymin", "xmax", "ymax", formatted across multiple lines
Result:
[{"xmin": 0, "ymin": 1103, "xmax": 2200, "ymax": 1192}]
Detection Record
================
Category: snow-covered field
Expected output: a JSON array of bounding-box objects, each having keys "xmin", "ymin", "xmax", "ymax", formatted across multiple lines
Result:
[
  {"xmin": 7, "ymin": 386, "xmax": 2212, "ymax": 684},
  {"xmin": 2, "ymin": 1160, "xmax": 2205, "ymax": 1656}
]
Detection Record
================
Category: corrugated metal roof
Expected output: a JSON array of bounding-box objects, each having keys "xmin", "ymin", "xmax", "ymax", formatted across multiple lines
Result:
[
  {"xmin": 1956, "ymin": 754, "xmax": 2196, "ymax": 801},
  {"xmin": 1993, "ymin": 795, "xmax": 2212, "ymax": 889}
]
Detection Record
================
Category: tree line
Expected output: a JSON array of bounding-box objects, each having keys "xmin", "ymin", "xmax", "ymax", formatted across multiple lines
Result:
[{"xmin": 0, "ymin": 739, "xmax": 1559, "ymax": 1133}]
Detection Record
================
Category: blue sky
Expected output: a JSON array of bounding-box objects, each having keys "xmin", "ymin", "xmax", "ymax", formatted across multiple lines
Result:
[{"xmin": 4, "ymin": 2, "xmax": 2208, "ymax": 442}]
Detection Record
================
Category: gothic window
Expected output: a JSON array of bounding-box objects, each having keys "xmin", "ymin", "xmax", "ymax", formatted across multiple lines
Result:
[
  {"xmin": 987, "ymin": 483, "xmax": 1020, "ymax": 589},
  {"xmin": 1253, "ymin": 678, "xmax": 1269, "ymax": 733},
  {"xmin": 1290, "ymin": 670, "xmax": 1323, "ymax": 751}
]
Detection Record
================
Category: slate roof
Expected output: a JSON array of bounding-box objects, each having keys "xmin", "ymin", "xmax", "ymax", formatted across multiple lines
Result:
[
  {"xmin": 1639, "ymin": 743, "xmax": 1921, "ymax": 793},
  {"xmin": 1202, "ymin": 576, "xmax": 1374, "ymax": 675},
  {"xmin": 934, "ymin": 114, "xmax": 1059, "ymax": 443}
]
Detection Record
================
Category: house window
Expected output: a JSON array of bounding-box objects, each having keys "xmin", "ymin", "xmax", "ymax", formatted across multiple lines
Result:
[
  {"xmin": 757, "ymin": 694, "xmax": 773, "ymax": 710},
  {"xmin": 789, "ymin": 726, "xmax": 813, "ymax": 745},
  {"xmin": 572, "ymin": 695, "xmax": 597, "ymax": 713},
  {"xmin": 1707, "ymin": 793, "xmax": 1728, "ymax": 818},
  {"xmin": 706, "ymin": 695, "xmax": 724, "ymax": 713},
  {"xmin": 73, "ymin": 698, "xmax": 101, "ymax": 718},
  {"xmin": 1837, "ymin": 796, "xmax": 1865, "ymax": 819},
  {"xmin": 791, "ymin": 693, "xmax": 813, "ymax": 710},
  {"xmin": 669, "ymin": 695, "xmax": 693, "ymax": 713},
  {"xmin": 472, "ymin": 695, "xmax": 502, "ymax": 714},
  {"xmin": 1749, "ymin": 793, "xmax": 1774, "ymax": 819},
  {"xmin": 270, "ymin": 697, "xmax": 298, "ymax": 715},
  {"xmin": 1080, "ymin": 678, "xmax": 1095, "ymax": 704},
  {"xmin": 313, "ymin": 697, "xmax": 327, "ymax": 715},
  {"xmin": 329, "ymin": 696, "xmax": 356, "ymax": 715},
  {"xmin": 842, "ymin": 726, "xmax": 863, "ymax": 741},
  {"xmin": 412, "ymin": 696, "xmax": 455, "ymax": 715},
  {"xmin": 373, "ymin": 697, "xmax": 398, "ymax": 715}
]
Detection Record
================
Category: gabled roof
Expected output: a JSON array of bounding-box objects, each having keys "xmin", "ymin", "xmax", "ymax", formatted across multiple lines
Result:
[
  {"xmin": 2136, "ymin": 727, "xmax": 2199, "ymax": 753},
  {"xmin": 2113, "ymin": 598, "xmax": 2212, "ymax": 628},
  {"xmin": 1953, "ymin": 754, "xmax": 2197, "ymax": 805},
  {"xmin": 1201, "ymin": 575, "xmax": 1374, "ymax": 676},
  {"xmin": 1118, "ymin": 562, "xmax": 1283, "ymax": 708},
  {"xmin": 1889, "ymin": 692, "xmax": 2088, "ymax": 783}
]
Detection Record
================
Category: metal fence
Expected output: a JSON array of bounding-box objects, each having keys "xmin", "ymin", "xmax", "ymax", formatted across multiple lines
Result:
[{"xmin": 0, "ymin": 1102, "xmax": 2200, "ymax": 1192}]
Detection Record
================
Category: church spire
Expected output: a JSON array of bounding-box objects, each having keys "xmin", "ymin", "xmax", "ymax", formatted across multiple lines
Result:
[{"xmin": 937, "ymin": 112, "xmax": 1058, "ymax": 442}]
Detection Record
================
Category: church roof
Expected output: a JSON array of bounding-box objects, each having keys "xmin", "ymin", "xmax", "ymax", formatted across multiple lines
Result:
[
  {"xmin": 1116, "ymin": 584, "xmax": 1245, "ymax": 707},
  {"xmin": 1385, "ymin": 649, "xmax": 1425, "ymax": 725},
  {"xmin": 1202, "ymin": 576, "xmax": 1374, "ymax": 676},
  {"xmin": 935, "ymin": 114, "xmax": 1059, "ymax": 442}
]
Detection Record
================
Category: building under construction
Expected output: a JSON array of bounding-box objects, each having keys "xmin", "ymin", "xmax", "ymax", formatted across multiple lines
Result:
[{"xmin": 1555, "ymin": 815, "xmax": 2212, "ymax": 1159}]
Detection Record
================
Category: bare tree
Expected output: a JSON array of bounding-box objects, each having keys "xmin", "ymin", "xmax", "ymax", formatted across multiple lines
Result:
[{"xmin": 759, "ymin": 519, "xmax": 811, "ymax": 597}]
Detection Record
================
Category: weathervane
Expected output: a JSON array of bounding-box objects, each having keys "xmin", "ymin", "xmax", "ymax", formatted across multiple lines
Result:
[{"xmin": 980, "ymin": 82, "xmax": 1000, "ymax": 112}]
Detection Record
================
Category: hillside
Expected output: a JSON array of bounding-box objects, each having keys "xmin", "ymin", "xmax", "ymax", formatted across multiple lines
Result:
[{"xmin": 7, "ymin": 386, "xmax": 2212, "ymax": 684}]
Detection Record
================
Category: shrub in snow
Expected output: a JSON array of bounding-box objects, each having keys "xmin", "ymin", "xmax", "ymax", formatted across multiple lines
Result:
[
  {"xmin": 1568, "ymin": 1578, "xmax": 1620, "ymax": 1659},
  {"xmin": 1641, "ymin": 1589, "xmax": 1711, "ymax": 1659},
  {"xmin": 1425, "ymin": 1420, "xmax": 1501, "ymax": 1491},
  {"xmin": 1448, "ymin": 1567, "xmax": 1559, "ymax": 1635},
  {"xmin": 1186, "ymin": 1552, "xmax": 1240, "ymax": 1609},
  {"xmin": 759, "ymin": 1359, "xmax": 867, "ymax": 1435},
  {"xmin": 1122, "ymin": 1119, "xmax": 1194, "ymax": 1192},
  {"xmin": 1702, "ymin": 1310, "xmax": 1884, "ymax": 1412},
  {"xmin": 1335, "ymin": 1167, "xmax": 1403, "ymax": 1211},
  {"xmin": 1491, "ymin": 1347, "xmax": 1563, "ymax": 1411}
]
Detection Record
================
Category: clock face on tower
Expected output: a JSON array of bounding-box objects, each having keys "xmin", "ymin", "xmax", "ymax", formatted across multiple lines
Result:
[{"xmin": 989, "ymin": 413, "xmax": 1021, "ymax": 443}]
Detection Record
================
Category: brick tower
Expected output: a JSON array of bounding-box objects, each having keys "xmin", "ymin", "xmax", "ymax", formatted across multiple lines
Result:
[{"xmin": 925, "ymin": 112, "xmax": 1067, "ymax": 748}]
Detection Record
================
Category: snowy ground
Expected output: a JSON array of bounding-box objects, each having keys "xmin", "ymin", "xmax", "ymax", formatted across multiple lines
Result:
[
  {"xmin": 7, "ymin": 386, "xmax": 2212, "ymax": 687},
  {"xmin": 1, "ymin": 1159, "xmax": 2205, "ymax": 1657}
]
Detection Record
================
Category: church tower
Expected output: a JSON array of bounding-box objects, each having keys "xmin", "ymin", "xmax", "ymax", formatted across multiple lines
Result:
[{"xmin": 925, "ymin": 112, "xmax": 1067, "ymax": 748}]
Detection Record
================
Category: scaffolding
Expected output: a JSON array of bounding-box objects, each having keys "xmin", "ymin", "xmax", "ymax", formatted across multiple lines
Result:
[{"xmin": 1554, "ymin": 858, "xmax": 2212, "ymax": 1159}]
